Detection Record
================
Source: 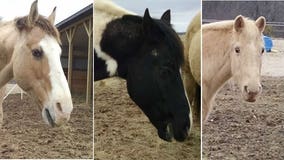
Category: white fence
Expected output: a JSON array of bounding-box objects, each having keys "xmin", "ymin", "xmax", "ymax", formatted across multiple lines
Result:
[{"xmin": 3, "ymin": 83, "xmax": 25, "ymax": 100}]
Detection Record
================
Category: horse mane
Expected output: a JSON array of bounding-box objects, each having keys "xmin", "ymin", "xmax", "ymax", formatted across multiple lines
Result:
[
  {"xmin": 203, "ymin": 20, "xmax": 235, "ymax": 32},
  {"xmin": 95, "ymin": 0, "xmax": 183, "ymax": 67},
  {"xmin": 14, "ymin": 15, "xmax": 61, "ymax": 43},
  {"xmin": 185, "ymin": 12, "xmax": 200, "ymax": 54},
  {"xmin": 185, "ymin": 11, "xmax": 201, "ymax": 45},
  {"xmin": 94, "ymin": 0, "xmax": 136, "ymax": 17}
]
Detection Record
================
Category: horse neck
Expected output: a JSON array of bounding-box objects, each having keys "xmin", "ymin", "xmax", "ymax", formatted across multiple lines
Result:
[
  {"xmin": 0, "ymin": 21, "xmax": 18, "ymax": 71},
  {"xmin": 202, "ymin": 28, "xmax": 233, "ymax": 101},
  {"xmin": 97, "ymin": 15, "xmax": 144, "ymax": 80},
  {"xmin": 94, "ymin": 53, "xmax": 112, "ymax": 81}
]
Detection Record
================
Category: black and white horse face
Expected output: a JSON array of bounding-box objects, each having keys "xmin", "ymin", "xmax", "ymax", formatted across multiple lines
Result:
[
  {"xmin": 95, "ymin": 2, "xmax": 191, "ymax": 141},
  {"xmin": 126, "ymin": 9, "xmax": 191, "ymax": 142}
]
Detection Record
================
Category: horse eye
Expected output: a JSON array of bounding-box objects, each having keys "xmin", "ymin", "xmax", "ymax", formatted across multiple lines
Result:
[
  {"xmin": 235, "ymin": 47, "xmax": 240, "ymax": 54},
  {"xmin": 32, "ymin": 49, "xmax": 43, "ymax": 58}
]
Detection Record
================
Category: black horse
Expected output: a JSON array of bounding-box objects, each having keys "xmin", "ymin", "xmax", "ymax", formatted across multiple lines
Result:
[{"xmin": 94, "ymin": 1, "xmax": 191, "ymax": 142}]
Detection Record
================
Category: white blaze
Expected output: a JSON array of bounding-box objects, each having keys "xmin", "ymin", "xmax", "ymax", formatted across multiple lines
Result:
[{"xmin": 40, "ymin": 35, "xmax": 73, "ymax": 124}]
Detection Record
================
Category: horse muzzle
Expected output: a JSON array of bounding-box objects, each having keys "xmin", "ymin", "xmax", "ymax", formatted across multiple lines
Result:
[
  {"xmin": 242, "ymin": 84, "xmax": 262, "ymax": 102},
  {"xmin": 157, "ymin": 122, "xmax": 189, "ymax": 142},
  {"xmin": 42, "ymin": 103, "xmax": 72, "ymax": 127}
]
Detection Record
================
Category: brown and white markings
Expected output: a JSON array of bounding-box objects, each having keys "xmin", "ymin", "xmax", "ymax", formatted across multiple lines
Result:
[{"xmin": 0, "ymin": 0, "xmax": 73, "ymax": 127}]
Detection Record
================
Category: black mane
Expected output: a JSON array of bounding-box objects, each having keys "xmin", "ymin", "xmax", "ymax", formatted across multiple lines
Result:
[
  {"xmin": 105, "ymin": 14, "xmax": 184, "ymax": 67},
  {"xmin": 153, "ymin": 19, "xmax": 184, "ymax": 67}
]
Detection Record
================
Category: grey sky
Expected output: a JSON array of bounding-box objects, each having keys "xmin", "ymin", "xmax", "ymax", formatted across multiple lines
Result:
[
  {"xmin": 0, "ymin": 0, "xmax": 93, "ymax": 24},
  {"xmin": 113, "ymin": 0, "xmax": 200, "ymax": 32}
]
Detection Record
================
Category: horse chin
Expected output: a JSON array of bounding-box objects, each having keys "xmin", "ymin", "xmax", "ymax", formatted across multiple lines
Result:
[
  {"xmin": 172, "ymin": 123, "xmax": 189, "ymax": 142},
  {"xmin": 157, "ymin": 123, "xmax": 173, "ymax": 142},
  {"xmin": 157, "ymin": 123, "xmax": 188, "ymax": 142},
  {"xmin": 243, "ymin": 93, "xmax": 257, "ymax": 103},
  {"xmin": 245, "ymin": 97, "xmax": 256, "ymax": 103}
]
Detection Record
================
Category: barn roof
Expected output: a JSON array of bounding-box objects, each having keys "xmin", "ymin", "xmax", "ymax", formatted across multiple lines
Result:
[{"xmin": 56, "ymin": 3, "xmax": 93, "ymax": 30}]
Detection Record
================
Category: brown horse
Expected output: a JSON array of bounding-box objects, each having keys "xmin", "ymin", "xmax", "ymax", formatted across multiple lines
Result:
[
  {"xmin": 0, "ymin": 0, "xmax": 73, "ymax": 127},
  {"xmin": 182, "ymin": 12, "xmax": 201, "ymax": 122},
  {"xmin": 202, "ymin": 15, "xmax": 266, "ymax": 122}
]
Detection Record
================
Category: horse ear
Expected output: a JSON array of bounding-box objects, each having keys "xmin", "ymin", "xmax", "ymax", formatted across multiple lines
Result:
[
  {"xmin": 143, "ymin": 8, "xmax": 154, "ymax": 34},
  {"xmin": 28, "ymin": 0, "xmax": 39, "ymax": 27},
  {"xmin": 48, "ymin": 7, "xmax": 56, "ymax": 25},
  {"xmin": 234, "ymin": 15, "xmax": 245, "ymax": 32},
  {"xmin": 161, "ymin": 9, "xmax": 171, "ymax": 25},
  {"xmin": 255, "ymin": 16, "xmax": 266, "ymax": 33}
]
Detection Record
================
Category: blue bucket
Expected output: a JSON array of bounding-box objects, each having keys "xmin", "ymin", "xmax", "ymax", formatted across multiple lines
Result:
[{"xmin": 263, "ymin": 36, "xmax": 273, "ymax": 52}]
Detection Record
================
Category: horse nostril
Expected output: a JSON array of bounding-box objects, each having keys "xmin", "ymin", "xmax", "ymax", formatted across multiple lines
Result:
[
  {"xmin": 259, "ymin": 85, "xmax": 262, "ymax": 92},
  {"xmin": 45, "ymin": 108, "xmax": 55, "ymax": 127},
  {"xmin": 244, "ymin": 85, "xmax": 248, "ymax": 93},
  {"xmin": 56, "ymin": 102, "xmax": 62, "ymax": 112}
]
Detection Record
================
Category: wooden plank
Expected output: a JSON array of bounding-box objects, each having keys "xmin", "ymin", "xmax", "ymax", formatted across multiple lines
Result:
[
  {"xmin": 65, "ymin": 27, "xmax": 77, "ymax": 89},
  {"xmin": 83, "ymin": 18, "xmax": 93, "ymax": 104}
]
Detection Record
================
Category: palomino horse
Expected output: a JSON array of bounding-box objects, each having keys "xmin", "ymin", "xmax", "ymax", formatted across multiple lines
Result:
[
  {"xmin": 94, "ymin": 0, "xmax": 191, "ymax": 142},
  {"xmin": 0, "ymin": 0, "xmax": 73, "ymax": 127},
  {"xmin": 182, "ymin": 12, "xmax": 201, "ymax": 122},
  {"xmin": 202, "ymin": 15, "xmax": 266, "ymax": 122}
]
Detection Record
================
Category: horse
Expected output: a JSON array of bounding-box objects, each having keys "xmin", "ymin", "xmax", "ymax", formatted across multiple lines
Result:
[
  {"xmin": 182, "ymin": 12, "xmax": 201, "ymax": 123},
  {"xmin": 0, "ymin": 0, "xmax": 73, "ymax": 127},
  {"xmin": 94, "ymin": 0, "xmax": 191, "ymax": 142},
  {"xmin": 202, "ymin": 15, "xmax": 266, "ymax": 122}
]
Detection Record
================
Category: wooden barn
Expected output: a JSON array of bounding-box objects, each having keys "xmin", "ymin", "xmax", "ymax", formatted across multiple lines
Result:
[{"xmin": 56, "ymin": 4, "xmax": 93, "ymax": 104}]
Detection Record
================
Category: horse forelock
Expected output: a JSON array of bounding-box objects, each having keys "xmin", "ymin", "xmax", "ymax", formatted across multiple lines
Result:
[
  {"xmin": 154, "ymin": 20, "xmax": 184, "ymax": 67},
  {"xmin": 237, "ymin": 20, "xmax": 263, "ymax": 40},
  {"xmin": 14, "ymin": 15, "xmax": 61, "ymax": 44}
]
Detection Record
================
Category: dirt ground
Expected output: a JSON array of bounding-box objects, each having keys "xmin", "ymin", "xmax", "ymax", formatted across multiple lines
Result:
[
  {"xmin": 94, "ymin": 78, "xmax": 201, "ymax": 160},
  {"xmin": 203, "ymin": 39, "xmax": 284, "ymax": 159},
  {"xmin": 0, "ymin": 94, "xmax": 93, "ymax": 159}
]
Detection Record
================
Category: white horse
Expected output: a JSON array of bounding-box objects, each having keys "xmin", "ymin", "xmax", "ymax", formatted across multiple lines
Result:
[{"xmin": 202, "ymin": 15, "xmax": 266, "ymax": 122}]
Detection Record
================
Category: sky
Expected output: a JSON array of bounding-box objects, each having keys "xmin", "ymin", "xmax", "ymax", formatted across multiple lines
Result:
[
  {"xmin": 0, "ymin": 0, "xmax": 201, "ymax": 32},
  {"xmin": 0, "ymin": 0, "xmax": 93, "ymax": 24},
  {"xmin": 113, "ymin": 0, "xmax": 200, "ymax": 33}
]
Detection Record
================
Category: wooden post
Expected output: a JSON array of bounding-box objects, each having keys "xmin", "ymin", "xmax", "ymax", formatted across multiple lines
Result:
[
  {"xmin": 83, "ymin": 19, "xmax": 93, "ymax": 105},
  {"xmin": 65, "ymin": 27, "xmax": 77, "ymax": 90}
]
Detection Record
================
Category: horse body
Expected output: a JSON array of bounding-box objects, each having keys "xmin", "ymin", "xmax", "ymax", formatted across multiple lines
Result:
[
  {"xmin": 0, "ymin": 0, "xmax": 73, "ymax": 127},
  {"xmin": 94, "ymin": 0, "xmax": 191, "ymax": 142},
  {"xmin": 182, "ymin": 12, "xmax": 201, "ymax": 122},
  {"xmin": 202, "ymin": 15, "xmax": 266, "ymax": 122}
]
